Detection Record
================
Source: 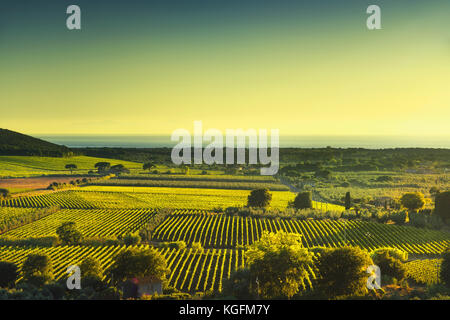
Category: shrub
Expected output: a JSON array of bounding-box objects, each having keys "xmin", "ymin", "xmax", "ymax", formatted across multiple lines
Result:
[
  {"xmin": 0, "ymin": 188, "xmax": 10, "ymax": 199},
  {"xmin": 108, "ymin": 248, "xmax": 169, "ymax": 287},
  {"xmin": 441, "ymin": 248, "xmax": 450, "ymax": 288},
  {"xmin": 21, "ymin": 254, "xmax": 53, "ymax": 287},
  {"xmin": 400, "ymin": 193, "xmax": 425, "ymax": 212},
  {"xmin": 435, "ymin": 191, "xmax": 450, "ymax": 223},
  {"xmin": 389, "ymin": 210, "xmax": 407, "ymax": 225},
  {"xmin": 191, "ymin": 242, "xmax": 204, "ymax": 253},
  {"xmin": 160, "ymin": 241, "xmax": 187, "ymax": 250},
  {"xmin": 293, "ymin": 191, "xmax": 312, "ymax": 210},
  {"xmin": 317, "ymin": 247, "xmax": 373, "ymax": 298},
  {"xmin": 56, "ymin": 222, "xmax": 83, "ymax": 245},
  {"xmin": 123, "ymin": 233, "xmax": 141, "ymax": 246},
  {"xmin": 0, "ymin": 261, "xmax": 18, "ymax": 288},
  {"xmin": 409, "ymin": 211, "xmax": 427, "ymax": 228},
  {"xmin": 247, "ymin": 188, "xmax": 272, "ymax": 208}
]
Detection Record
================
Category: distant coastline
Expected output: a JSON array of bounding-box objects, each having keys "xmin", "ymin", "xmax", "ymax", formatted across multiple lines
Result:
[{"xmin": 35, "ymin": 135, "xmax": 450, "ymax": 149}]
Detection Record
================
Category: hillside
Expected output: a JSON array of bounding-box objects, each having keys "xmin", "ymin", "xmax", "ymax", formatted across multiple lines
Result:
[{"xmin": 0, "ymin": 128, "xmax": 72, "ymax": 157}]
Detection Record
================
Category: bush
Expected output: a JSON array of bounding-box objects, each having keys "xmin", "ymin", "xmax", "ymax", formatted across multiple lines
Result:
[
  {"xmin": 160, "ymin": 241, "xmax": 187, "ymax": 250},
  {"xmin": 371, "ymin": 248, "xmax": 408, "ymax": 283},
  {"xmin": 21, "ymin": 254, "xmax": 53, "ymax": 287},
  {"xmin": 389, "ymin": 210, "xmax": 407, "ymax": 225},
  {"xmin": 247, "ymin": 188, "xmax": 272, "ymax": 208},
  {"xmin": 441, "ymin": 248, "xmax": 450, "ymax": 288},
  {"xmin": 435, "ymin": 191, "xmax": 450, "ymax": 223},
  {"xmin": 123, "ymin": 233, "xmax": 141, "ymax": 246},
  {"xmin": 108, "ymin": 247, "xmax": 169, "ymax": 287},
  {"xmin": 56, "ymin": 222, "xmax": 83, "ymax": 245},
  {"xmin": 191, "ymin": 242, "xmax": 204, "ymax": 253},
  {"xmin": 293, "ymin": 191, "xmax": 312, "ymax": 210},
  {"xmin": 0, "ymin": 189, "xmax": 10, "ymax": 199},
  {"xmin": 409, "ymin": 211, "xmax": 427, "ymax": 228},
  {"xmin": 400, "ymin": 192, "xmax": 425, "ymax": 212},
  {"xmin": 317, "ymin": 247, "xmax": 373, "ymax": 298},
  {"xmin": 0, "ymin": 261, "xmax": 18, "ymax": 288}
]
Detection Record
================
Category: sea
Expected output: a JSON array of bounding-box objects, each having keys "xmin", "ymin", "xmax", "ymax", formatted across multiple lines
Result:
[{"xmin": 35, "ymin": 135, "xmax": 450, "ymax": 149}]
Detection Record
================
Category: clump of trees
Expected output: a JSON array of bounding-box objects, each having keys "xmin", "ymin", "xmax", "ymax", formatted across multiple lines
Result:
[
  {"xmin": 316, "ymin": 246, "xmax": 373, "ymax": 299},
  {"xmin": 435, "ymin": 191, "xmax": 450, "ymax": 223},
  {"xmin": 56, "ymin": 222, "xmax": 83, "ymax": 245},
  {"xmin": 21, "ymin": 254, "xmax": 54, "ymax": 287},
  {"xmin": 440, "ymin": 248, "xmax": 450, "ymax": 288},
  {"xmin": 293, "ymin": 191, "xmax": 312, "ymax": 210},
  {"xmin": 108, "ymin": 248, "xmax": 169, "ymax": 290},
  {"xmin": 65, "ymin": 164, "xmax": 77, "ymax": 174},
  {"xmin": 247, "ymin": 188, "xmax": 272, "ymax": 208},
  {"xmin": 0, "ymin": 261, "xmax": 18, "ymax": 288},
  {"xmin": 345, "ymin": 192, "xmax": 351, "ymax": 210},
  {"xmin": 223, "ymin": 231, "xmax": 313, "ymax": 299},
  {"xmin": 47, "ymin": 178, "xmax": 90, "ymax": 190},
  {"xmin": 95, "ymin": 162, "xmax": 111, "ymax": 173},
  {"xmin": 143, "ymin": 162, "xmax": 156, "ymax": 172},
  {"xmin": 400, "ymin": 192, "xmax": 425, "ymax": 212},
  {"xmin": 0, "ymin": 188, "xmax": 10, "ymax": 199},
  {"xmin": 370, "ymin": 248, "xmax": 407, "ymax": 284}
]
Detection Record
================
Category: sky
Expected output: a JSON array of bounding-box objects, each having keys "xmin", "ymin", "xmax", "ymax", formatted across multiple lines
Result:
[{"xmin": 0, "ymin": 0, "xmax": 449, "ymax": 136}]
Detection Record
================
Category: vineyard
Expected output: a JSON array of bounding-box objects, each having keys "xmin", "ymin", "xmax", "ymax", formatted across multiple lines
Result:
[
  {"xmin": 1, "ymin": 208, "xmax": 157, "ymax": 239},
  {"xmin": 404, "ymin": 259, "xmax": 442, "ymax": 285},
  {"xmin": 0, "ymin": 187, "xmax": 344, "ymax": 211},
  {"xmin": 153, "ymin": 212, "xmax": 450, "ymax": 254},
  {"xmin": 117, "ymin": 174, "xmax": 278, "ymax": 182},
  {"xmin": 0, "ymin": 245, "xmax": 250, "ymax": 293},
  {"xmin": 91, "ymin": 178, "xmax": 290, "ymax": 191}
]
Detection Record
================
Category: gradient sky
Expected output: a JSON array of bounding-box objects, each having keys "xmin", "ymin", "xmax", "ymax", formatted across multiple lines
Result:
[{"xmin": 1, "ymin": 0, "xmax": 449, "ymax": 136}]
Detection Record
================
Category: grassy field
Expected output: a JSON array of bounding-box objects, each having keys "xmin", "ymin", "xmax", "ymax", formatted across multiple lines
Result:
[{"xmin": 0, "ymin": 155, "xmax": 142, "ymax": 178}]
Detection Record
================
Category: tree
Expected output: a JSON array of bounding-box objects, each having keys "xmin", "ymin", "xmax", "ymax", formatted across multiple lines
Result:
[
  {"xmin": 400, "ymin": 192, "xmax": 425, "ymax": 212},
  {"xmin": 293, "ymin": 191, "xmax": 312, "ymax": 210},
  {"xmin": 21, "ymin": 254, "xmax": 53, "ymax": 287},
  {"xmin": 56, "ymin": 222, "xmax": 83, "ymax": 245},
  {"xmin": 247, "ymin": 188, "xmax": 272, "ymax": 208},
  {"xmin": 371, "ymin": 248, "xmax": 407, "ymax": 282},
  {"xmin": 317, "ymin": 247, "xmax": 373, "ymax": 298},
  {"xmin": 435, "ymin": 191, "xmax": 450, "ymax": 223},
  {"xmin": 108, "ymin": 248, "xmax": 169, "ymax": 285},
  {"xmin": 0, "ymin": 261, "xmax": 18, "ymax": 288},
  {"xmin": 65, "ymin": 164, "xmax": 77, "ymax": 174},
  {"xmin": 429, "ymin": 187, "xmax": 440, "ymax": 197},
  {"xmin": 94, "ymin": 162, "xmax": 110, "ymax": 173},
  {"xmin": 315, "ymin": 169, "xmax": 331, "ymax": 179},
  {"xmin": 80, "ymin": 257, "xmax": 104, "ymax": 290},
  {"xmin": 122, "ymin": 232, "xmax": 141, "ymax": 246},
  {"xmin": 110, "ymin": 164, "xmax": 130, "ymax": 175},
  {"xmin": 80, "ymin": 257, "xmax": 103, "ymax": 279},
  {"xmin": 222, "ymin": 269, "xmax": 255, "ymax": 299},
  {"xmin": 143, "ymin": 162, "xmax": 155, "ymax": 172},
  {"xmin": 440, "ymin": 248, "xmax": 450, "ymax": 288},
  {"xmin": 245, "ymin": 231, "xmax": 313, "ymax": 299},
  {"xmin": 0, "ymin": 188, "xmax": 10, "ymax": 199},
  {"xmin": 345, "ymin": 192, "xmax": 351, "ymax": 210}
]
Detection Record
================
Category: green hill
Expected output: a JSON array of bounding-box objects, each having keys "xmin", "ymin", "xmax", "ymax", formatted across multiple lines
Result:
[{"xmin": 0, "ymin": 128, "xmax": 72, "ymax": 157}]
